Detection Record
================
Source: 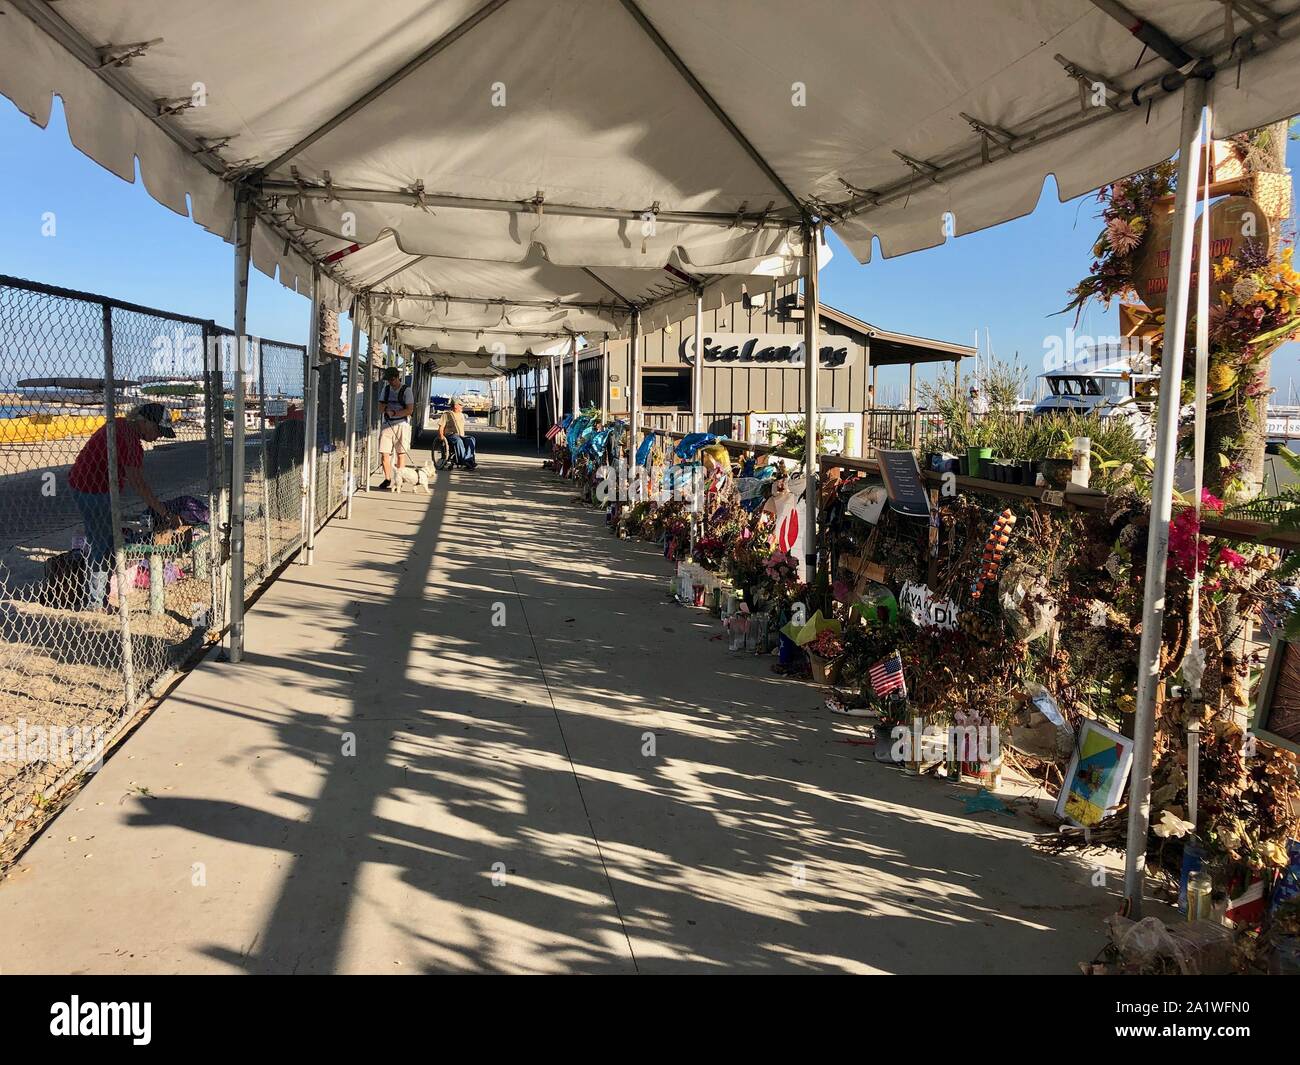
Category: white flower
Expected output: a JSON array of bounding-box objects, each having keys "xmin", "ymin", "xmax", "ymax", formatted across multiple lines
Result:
[{"xmin": 1153, "ymin": 809, "xmax": 1195, "ymax": 839}]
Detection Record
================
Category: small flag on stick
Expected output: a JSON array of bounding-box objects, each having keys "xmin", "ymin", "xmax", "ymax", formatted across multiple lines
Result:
[{"xmin": 870, "ymin": 651, "xmax": 907, "ymax": 698}]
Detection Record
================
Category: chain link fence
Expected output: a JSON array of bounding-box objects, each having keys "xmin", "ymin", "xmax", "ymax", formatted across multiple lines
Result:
[{"xmin": 0, "ymin": 273, "xmax": 359, "ymax": 842}]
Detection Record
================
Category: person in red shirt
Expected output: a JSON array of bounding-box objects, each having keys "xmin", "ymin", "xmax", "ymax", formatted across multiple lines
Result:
[{"xmin": 69, "ymin": 403, "xmax": 178, "ymax": 610}]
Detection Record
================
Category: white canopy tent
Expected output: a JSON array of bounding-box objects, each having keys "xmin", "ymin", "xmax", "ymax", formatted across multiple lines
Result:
[
  {"xmin": 6, "ymin": 0, "xmax": 1299, "ymax": 285},
  {"xmin": 5, "ymin": 0, "xmax": 1300, "ymax": 913}
]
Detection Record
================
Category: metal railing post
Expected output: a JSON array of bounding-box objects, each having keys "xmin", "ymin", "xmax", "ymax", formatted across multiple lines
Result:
[{"xmin": 101, "ymin": 303, "xmax": 136, "ymax": 710}]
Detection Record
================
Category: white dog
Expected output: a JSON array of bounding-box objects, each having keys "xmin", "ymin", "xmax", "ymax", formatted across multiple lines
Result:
[{"xmin": 390, "ymin": 460, "xmax": 437, "ymax": 495}]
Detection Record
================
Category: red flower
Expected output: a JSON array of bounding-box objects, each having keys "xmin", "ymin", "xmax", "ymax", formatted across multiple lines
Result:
[{"xmin": 1218, "ymin": 547, "xmax": 1246, "ymax": 569}]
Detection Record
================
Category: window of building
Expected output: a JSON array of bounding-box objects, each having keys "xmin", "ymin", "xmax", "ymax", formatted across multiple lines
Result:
[{"xmin": 642, "ymin": 369, "xmax": 691, "ymax": 409}]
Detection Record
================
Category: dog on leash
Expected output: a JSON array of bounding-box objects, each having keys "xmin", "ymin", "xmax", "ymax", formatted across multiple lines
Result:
[{"xmin": 389, "ymin": 460, "xmax": 437, "ymax": 495}]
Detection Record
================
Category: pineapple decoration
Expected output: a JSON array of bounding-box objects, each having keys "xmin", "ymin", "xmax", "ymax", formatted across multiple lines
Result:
[{"xmin": 970, "ymin": 509, "xmax": 1017, "ymax": 603}]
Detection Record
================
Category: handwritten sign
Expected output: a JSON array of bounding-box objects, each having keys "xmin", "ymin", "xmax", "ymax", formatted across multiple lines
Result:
[{"xmin": 899, "ymin": 580, "xmax": 958, "ymax": 630}]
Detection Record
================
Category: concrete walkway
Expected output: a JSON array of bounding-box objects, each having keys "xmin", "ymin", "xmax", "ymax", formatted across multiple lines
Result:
[{"xmin": 0, "ymin": 429, "xmax": 1117, "ymax": 974}]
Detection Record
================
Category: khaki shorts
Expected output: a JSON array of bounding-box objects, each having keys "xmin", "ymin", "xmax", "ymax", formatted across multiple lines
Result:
[{"xmin": 378, "ymin": 421, "xmax": 411, "ymax": 457}]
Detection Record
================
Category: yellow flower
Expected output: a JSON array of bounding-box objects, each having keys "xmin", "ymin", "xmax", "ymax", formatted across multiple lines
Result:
[
  {"xmin": 1264, "ymin": 839, "xmax": 1291, "ymax": 867},
  {"xmin": 1208, "ymin": 364, "xmax": 1237, "ymax": 394}
]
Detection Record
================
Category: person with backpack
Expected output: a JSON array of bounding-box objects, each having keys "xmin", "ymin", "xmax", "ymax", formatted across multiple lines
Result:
[{"xmin": 376, "ymin": 367, "xmax": 414, "ymax": 490}]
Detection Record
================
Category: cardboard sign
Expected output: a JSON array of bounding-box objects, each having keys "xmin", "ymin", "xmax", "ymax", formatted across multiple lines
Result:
[
  {"xmin": 899, "ymin": 580, "xmax": 958, "ymax": 630},
  {"xmin": 878, "ymin": 449, "xmax": 931, "ymax": 518},
  {"xmin": 1132, "ymin": 195, "xmax": 1271, "ymax": 311},
  {"xmin": 749, "ymin": 412, "xmax": 862, "ymax": 456},
  {"xmin": 846, "ymin": 484, "xmax": 887, "ymax": 525}
]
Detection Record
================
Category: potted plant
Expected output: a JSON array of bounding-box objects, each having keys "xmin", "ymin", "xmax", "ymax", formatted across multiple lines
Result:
[
  {"xmin": 807, "ymin": 628, "xmax": 844, "ymax": 684},
  {"xmin": 1039, "ymin": 453, "xmax": 1073, "ymax": 488},
  {"xmin": 1038, "ymin": 428, "xmax": 1076, "ymax": 488},
  {"xmin": 967, "ymin": 445, "xmax": 992, "ymax": 478}
]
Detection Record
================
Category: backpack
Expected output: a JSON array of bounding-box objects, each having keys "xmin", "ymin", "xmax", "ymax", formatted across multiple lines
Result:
[{"xmin": 381, "ymin": 383, "xmax": 411, "ymax": 419}]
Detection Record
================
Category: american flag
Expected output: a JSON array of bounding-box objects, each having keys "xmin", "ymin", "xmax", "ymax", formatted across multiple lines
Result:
[
  {"xmin": 869, "ymin": 652, "xmax": 907, "ymax": 698},
  {"xmin": 545, "ymin": 424, "xmax": 562, "ymax": 440}
]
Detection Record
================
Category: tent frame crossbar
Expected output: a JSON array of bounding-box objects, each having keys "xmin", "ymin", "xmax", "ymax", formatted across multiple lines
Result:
[
  {"xmin": 828, "ymin": 7, "xmax": 1300, "ymax": 226},
  {"xmin": 259, "ymin": 179, "xmax": 799, "ymax": 230},
  {"xmin": 18, "ymin": 0, "xmax": 1300, "ymax": 275},
  {"xmin": 7, "ymin": 0, "xmax": 357, "ymax": 300},
  {"xmin": 369, "ymin": 291, "xmax": 628, "ymax": 314}
]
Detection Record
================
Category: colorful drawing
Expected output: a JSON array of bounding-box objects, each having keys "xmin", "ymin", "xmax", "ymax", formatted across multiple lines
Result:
[{"xmin": 1056, "ymin": 719, "xmax": 1133, "ymax": 828}]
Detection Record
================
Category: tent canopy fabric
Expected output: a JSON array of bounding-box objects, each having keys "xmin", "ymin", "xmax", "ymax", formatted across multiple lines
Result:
[
  {"xmin": 3, "ymin": 0, "xmax": 1299, "ymax": 372},
  {"xmin": 320, "ymin": 231, "xmax": 820, "ymax": 341}
]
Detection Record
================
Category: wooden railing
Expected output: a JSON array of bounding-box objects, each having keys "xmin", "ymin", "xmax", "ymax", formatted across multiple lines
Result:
[{"xmin": 636, "ymin": 424, "xmax": 1300, "ymax": 551}]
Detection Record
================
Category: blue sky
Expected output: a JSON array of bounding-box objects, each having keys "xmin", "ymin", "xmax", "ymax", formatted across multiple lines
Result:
[{"xmin": 2, "ymin": 96, "xmax": 1297, "ymax": 403}]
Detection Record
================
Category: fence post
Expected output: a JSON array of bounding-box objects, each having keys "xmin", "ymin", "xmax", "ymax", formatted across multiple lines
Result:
[
  {"xmin": 300, "ymin": 266, "xmax": 321, "ymax": 565},
  {"xmin": 258, "ymin": 337, "xmax": 273, "ymax": 575},
  {"xmin": 100, "ymin": 304, "xmax": 136, "ymax": 710},
  {"xmin": 203, "ymin": 322, "xmax": 223, "ymax": 635},
  {"xmin": 344, "ymin": 295, "xmax": 362, "ymax": 518}
]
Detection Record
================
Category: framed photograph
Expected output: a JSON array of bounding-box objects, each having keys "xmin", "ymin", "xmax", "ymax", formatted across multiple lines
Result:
[
  {"xmin": 1055, "ymin": 719, "xmax": 1134, "ymax": 828},
  {"xmin": 1252, "ymin": 632, "xmax": 1300, "ymax": 757}
]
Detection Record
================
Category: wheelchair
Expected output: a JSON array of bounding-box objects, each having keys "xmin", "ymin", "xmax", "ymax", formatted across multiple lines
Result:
[{"xmin": 434, "ymin": 435, "xmax": 476, "ymax": 471}]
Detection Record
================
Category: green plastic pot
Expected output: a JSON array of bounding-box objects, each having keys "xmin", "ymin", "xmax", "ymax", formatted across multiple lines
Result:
[{"xmin": 967, "ymin": 447, "xmax": 992, "ymax": 479}]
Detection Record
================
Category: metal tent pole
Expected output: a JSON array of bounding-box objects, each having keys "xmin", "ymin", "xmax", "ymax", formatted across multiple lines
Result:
[
  {"xmin": 228, "ymin": 192, "xmax": 254, "ymax": 663},
  {"xmin": 1123, "ymin": 73, "xmax": 1209, "ymax": 916},
  {"xmin": 100, "ymin": 303, "xmax": 136, "ymax": 710},
  {"xmin": 300, "ymin": 266, "xmax": 322, "ymax": 566},
  {"xmin": 535, "ymin": 362, "xmax": 542, "ymax": 452},
  {"xmin": 570, "ymin": 333, "xmax": 580, "ymax": 418},
  {"xmin": 601, "ymin": 340, "xmax": 610, "ymax": 422},
  {"xmin": 802, "ymin": 222, "xmax": 821, "ymax": 580},
  {"xmin": 630, "ymin": 309, "xmax": 642, "ymax": 455},
  {"xmin": 692, "ymin": 286, "xmax": 704, "ymax": 432},
  {"xmin": 362, "ymin": 299, "xmax": 375, "ymax": 493},
  {"xmin": 556, "ymin": 347, "xmax": 565, "ymax": 419},
  {"xmin": 344, "ymin": 296, "xmax": 362, "ymax": 518}
]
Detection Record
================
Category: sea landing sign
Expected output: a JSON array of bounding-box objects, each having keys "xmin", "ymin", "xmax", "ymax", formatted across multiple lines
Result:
[{"xmin": 681, "ymin": 332, "xmax": 855, "ymax": 369}]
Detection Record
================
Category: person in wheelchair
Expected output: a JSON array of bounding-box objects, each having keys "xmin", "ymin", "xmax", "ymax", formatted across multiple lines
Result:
[{"xmin": 437, "ymin": 398, "xmax": 477, "ymax": 470}]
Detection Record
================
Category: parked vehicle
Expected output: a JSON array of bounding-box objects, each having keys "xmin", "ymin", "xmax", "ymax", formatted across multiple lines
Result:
[{"xmin": 1033, "ymin": 343, "xmax": 1156, "ymax": 443}]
